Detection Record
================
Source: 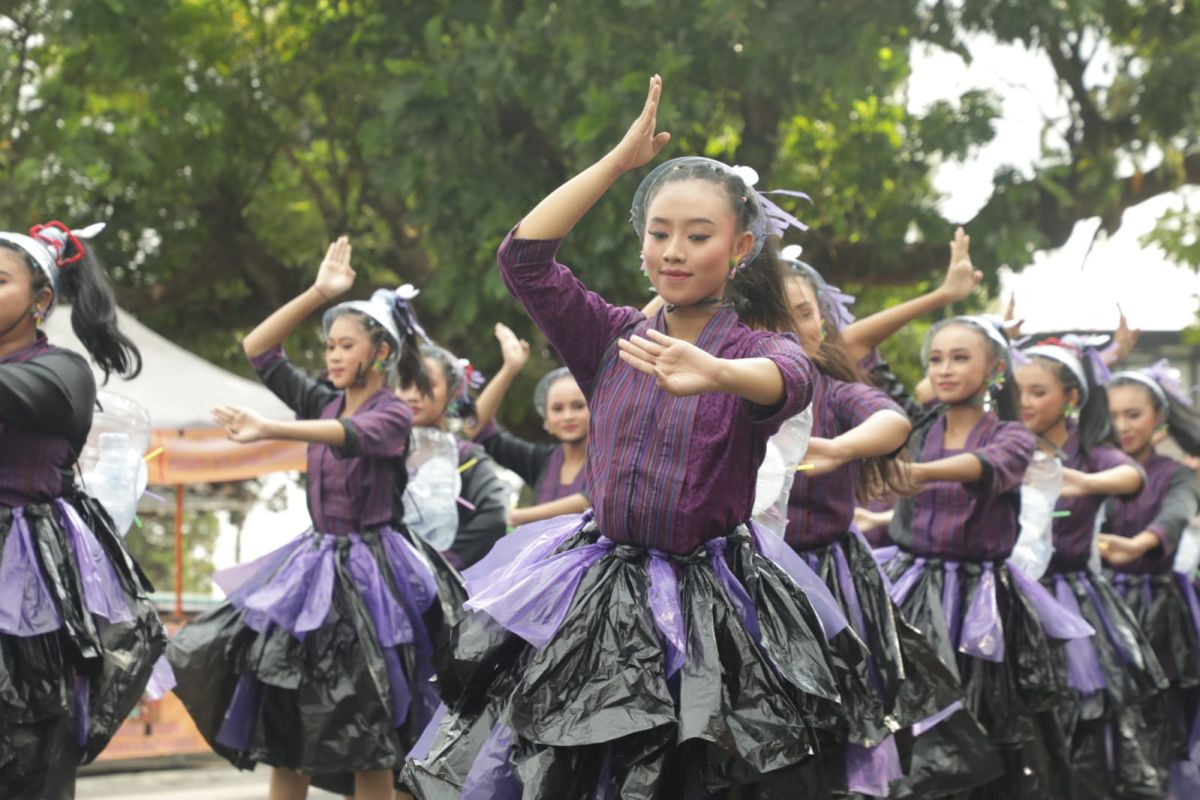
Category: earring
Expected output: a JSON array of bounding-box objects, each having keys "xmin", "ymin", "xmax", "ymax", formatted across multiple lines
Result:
[
  {"xmin": 1064, "ymin": 401, "xmax": 1077, "ymax": 418},
  {"xmin": 31, "ymin": 308, "xmax": 45, "ymax": 328}
]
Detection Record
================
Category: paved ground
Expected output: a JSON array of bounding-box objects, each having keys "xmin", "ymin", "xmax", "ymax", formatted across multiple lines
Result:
[{"xmin": 77, "ymin": 760, "xmax": 342, "ymax": 799}]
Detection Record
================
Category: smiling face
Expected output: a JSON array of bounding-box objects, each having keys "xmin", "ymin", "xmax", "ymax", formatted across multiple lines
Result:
[
  {"xmin": 398, "ymin": 355, "xmax": 450, "ymax": 428},
  {"xmin": 783, "ymin": 273, "xmax": 823, "ymax": 356},
  {"xmin": 543, "ymin": 375, "xmax": 589, "ymax": 444},
  {"xmin": 1108, "ymin": 383, "xmax": 1159, "ymax": 460},
  {"xmin": 1016, "ymin": 359, "xmax": 1076, "ymax": 437},
  {"xmin": 641, "ymin": 179, "xmax": 754, "ymax": 308},
  {"xmin": 323, "ymin": 314, "xmax": 388, "ymax": 390},
  {"xmin": 926, "ymin": 322, "xmax": 995, "ymax": 405},
  {"xmin": 0, "ymin": 247, "xmax": 49, "ymax": 346}
]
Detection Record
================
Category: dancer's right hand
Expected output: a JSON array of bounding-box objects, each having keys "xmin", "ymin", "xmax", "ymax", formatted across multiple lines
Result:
[
  {"xmin": 940, "ymin": 227, "xmax": 982, "ymax": 302},
  {"xmin": 604, "ymin": 74, "xmax": 671, "ymax": 174},
  {"xmin": 313, "ymin": 236, "xmax": 355, "ymax": 300},
  {"xmin": 494, "ymin": 323, "xmax": 530, "ymax": 372}
]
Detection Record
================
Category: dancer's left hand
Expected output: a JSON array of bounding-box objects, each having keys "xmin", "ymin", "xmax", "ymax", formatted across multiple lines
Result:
[
  {"xmin": 617, "ymin": 329, "xmax": 720, "ymax": 397},
  {"xmin": 213, "ymin": 405, "xmax": 271, "ymax": 443}
]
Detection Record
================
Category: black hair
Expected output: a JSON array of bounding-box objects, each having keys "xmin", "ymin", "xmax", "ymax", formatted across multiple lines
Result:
[
  {"xmin": 1, "ymin": 239, "xmax": 142, "ymax": 381},
  {"xmin": 1027, "ymin": 349, "xmax": 1114, "ymax": 455},
  {"xmin": 642, "ymin": 163, "xmax": 798, "ymax": 336},
  {"xmin": 1110, "ymin": 374, "xmax": 1200, "ymax": 457},
  {"xmin": 925, "ymin": 317, "xmax": 1019, "ymax": 422},
  {"xmin": 783, "ymin": 263, "xmax": 917, "ymax": 501},
  {"xmin": 413, "ymin": 344, "xmax": 476, "ymax": 422},
  {"xmin": 329, "ymin": 306, "xmax": 430, "ymax": 396}
]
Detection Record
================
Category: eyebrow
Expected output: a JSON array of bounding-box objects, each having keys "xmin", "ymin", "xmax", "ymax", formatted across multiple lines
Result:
[{"xmin": 648, "ymin": 216, "xmax": 716, "ymax": 225}]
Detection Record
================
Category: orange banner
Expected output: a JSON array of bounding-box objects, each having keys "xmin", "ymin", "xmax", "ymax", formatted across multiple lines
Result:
[{"xmin": 146, "ymin": 429, "xmax": 307, "ymax": 485}]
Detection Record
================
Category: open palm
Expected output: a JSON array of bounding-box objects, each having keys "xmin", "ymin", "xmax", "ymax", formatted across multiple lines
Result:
[{"xmin": 617, "ymin": 329, "xmax": 720, "ymax": 397}]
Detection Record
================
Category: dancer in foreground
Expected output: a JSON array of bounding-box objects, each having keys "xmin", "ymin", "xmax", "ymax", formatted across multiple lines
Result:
[{"xmin": 406, "ymin": 75, "xmax": 859, "ymax": 798}]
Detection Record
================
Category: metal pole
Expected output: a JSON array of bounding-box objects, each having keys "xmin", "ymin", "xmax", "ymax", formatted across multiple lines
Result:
[{"xmin": 174, "ymin": 484, "xmax": 184, "ymax": 620}]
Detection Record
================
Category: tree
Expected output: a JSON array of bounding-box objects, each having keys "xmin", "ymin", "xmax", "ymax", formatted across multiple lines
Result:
[{"xmin": 0, "ymin": 1, "xmax": 1195, "ymax": 432}]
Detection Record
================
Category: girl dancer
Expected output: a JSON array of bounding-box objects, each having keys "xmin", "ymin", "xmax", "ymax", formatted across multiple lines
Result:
[
  {"xmin": 406, "ymin": 75, "xmax": 859, "ymax": 798},
  {"xmin": 780, "ymin": 254, "xmax": 1001, "ymax": 797},
  {"xmin": 397, "ymin": 343, "xmax": 509, "ymax": 569},
  {"xmin": 168, "ymin": 238, "xmax": 446, "ymax": 800},
  {"xmin": 1104, "ymin": 363, "xmax": 1200, "ymax": 795},
  {"xmin": 881, "ymin": 315, "xmax": 1094, "ymax": 799},
  {"xmin": 465, "ymin": 323, "xmax": 590, "ymax": 526},
  {"xmin": 0, "ymin": 221, "xmax": 165, "ymax": 799},
  {"xmin": 1015, "ymin": 340, "xmax": 1167, "ymax": 797}
]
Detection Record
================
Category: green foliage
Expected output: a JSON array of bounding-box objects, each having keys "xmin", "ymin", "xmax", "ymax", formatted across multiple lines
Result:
[
  {"xmin": 124, "ymin": 507, "xmax": 219, "ymax": 595},
  {"xmin": 0, "ymin": 0, "xmax": 1196, "ymax": 432}
]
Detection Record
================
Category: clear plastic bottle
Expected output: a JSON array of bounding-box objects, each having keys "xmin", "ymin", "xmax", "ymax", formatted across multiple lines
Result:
[
  {"xmin": 753, "ymin": 406, "xmax": 814, "ymax": 539},
  {"xmin": 84, "ymin": 432, "xmax": 143, "ymax": 534},
  {"xmin": 1009, "ymin": 449, "xmax": 1062, "ymax": 579},
  {"xmin": 402, "ymin": 427, "xmax": 463, "ymax": 550}
]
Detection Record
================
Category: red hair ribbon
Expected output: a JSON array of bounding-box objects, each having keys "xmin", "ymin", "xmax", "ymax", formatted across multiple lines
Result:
[{"xmin": 29, "ymin": 220, "xmax": 86, "ymax": 266}]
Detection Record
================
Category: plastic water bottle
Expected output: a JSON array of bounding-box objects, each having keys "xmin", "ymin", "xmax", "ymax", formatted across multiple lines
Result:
[
  {"xmin": 84, "ymin": 432, "xmax": 143, "ymax": 534},
  {"xmin": 753, "ymin": 407, "xmax": 814, "ymax": 539},
  {"xmin": 1009, "ymin": 450, "xmax": 1061, "ymax": 579},
  {"xmin": 403, "ymin": 427, "xmax": 463, "ymax": 550},
  {"xmin": 1174, "ymin": 518, "xmax": 1200, "ymax": 576}
]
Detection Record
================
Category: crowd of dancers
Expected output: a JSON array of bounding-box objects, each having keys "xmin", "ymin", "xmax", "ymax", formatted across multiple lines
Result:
[{"xmin": 2, "ymin": 75, "xmax": 1199, "ymax": 799}]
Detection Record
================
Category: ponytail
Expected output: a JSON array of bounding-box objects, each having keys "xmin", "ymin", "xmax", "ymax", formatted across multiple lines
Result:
[
  {"xmin": 727, "ymin": 239, "xmax": 797, "ymax": 336},
  {"xmin": 57, "ymin": 248, "xmax": 142, "ymax": 381}
]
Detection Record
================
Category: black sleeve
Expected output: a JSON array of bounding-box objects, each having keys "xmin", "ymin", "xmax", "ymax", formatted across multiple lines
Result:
[
  {"xmin": 1149, "ymin": 466, "xmax": 1200, "ymax": 554},
  {"xmin": 867, "ymin": 360, "xmax": 925, "ymax": 421},
  {"xmin": 478, "ymin": 427, "xmax": 555, "ymax": 487},
  {"xmin": 450, "ymin": 451, "xmax": 510, "ymax": 569},
  {"xmin": 255, "ymin": 354, "xmax": 340, "ymax": 421},
  {"xmin": 0, "ymin": 351, "xmax": 95, "ymax": 447}
]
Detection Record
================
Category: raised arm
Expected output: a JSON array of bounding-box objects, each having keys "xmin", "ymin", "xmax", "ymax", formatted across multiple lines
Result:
[
  {"xmin": 516, "ymin": 75, "xmax": 670, "ymax": 241},
  {"xmin": 243, "ymin": 237, "xmax": 356, "ymax": 358},
  {"xmin": 462, "ymin": 323, "xmax": 530, "ymax": 440},
  {"xmin": 840, "ymin": 227, "xmax": 982, "ymax": 362}
]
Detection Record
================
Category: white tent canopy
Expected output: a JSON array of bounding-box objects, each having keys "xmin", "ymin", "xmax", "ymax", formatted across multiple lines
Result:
[{"xmin": 44, "ymin": 305, "xmax": 295, "ymax": 429}]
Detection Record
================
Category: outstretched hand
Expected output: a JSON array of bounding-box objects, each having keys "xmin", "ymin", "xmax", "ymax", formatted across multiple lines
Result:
[
  {"xmin": 606, "ymin": 74, "xmax": 672, "ymax": 174},
  {"xmin": 799, "ymin": 437, "xmax": 849, "ymax": 476},
  {"xmin": 617, "ymin": 328, "xmax": 721, "ymax": 397},
  {"xmin": 941, "ymin": 227, "xmax": 983, "ymax": 302},
  {"xmin": 1109, "ymin": 304, "xmax": 1141, "ymax": 364},
  {"xmin": 494, "ymin": 322, "xmax": 530, "ymax": 371},
  {"xmin": 313, "ymin": 236, "xmax": 355, "ymax": 300},
  {"xmin": 1003, "ymin": 293, "xmax": 1024, "ymax": 340},
  {"xmin": 213, "ymin": 405, "xmax": 271, "ymax": 443}
]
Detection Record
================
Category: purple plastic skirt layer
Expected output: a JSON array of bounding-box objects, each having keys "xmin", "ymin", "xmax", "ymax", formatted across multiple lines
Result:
[
  {"xmin": 1106, "ymin": 569, "xmax": 1200, "ymax": 800},
  {"xmin": 402, "ymin": 512, "xmax": 902, "ymax": 800},
  {"xmin": 0, "ymin": 495, "xmax": 169, "ymax": 794},
  {"xmin": 167, "ymin": 526, "xmax": 446, "ymax": 783},
  {"xmin": 796, "ymin": 529, "xmax": 1003, "ymax": 797},
  {"xmin": 1034, "ymin": 569, "xmax": 1170, "ymax": 798},
  {"xmin": 880, "ymin": 549, "xmax": 1094, "ymax": 800}
]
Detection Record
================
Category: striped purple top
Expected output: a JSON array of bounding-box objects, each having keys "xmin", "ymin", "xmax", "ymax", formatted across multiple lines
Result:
[
  {"xmin": 251, "ymin": 347, "xmax": 413, "ymax": 535},
  {"xmin": 0, "ymin": 334, "xmax": 95, "ymax": 506},
  {"xmin": 498, "ymin": 230, "xmax": 815, "ymax": 554},
  {"xmin": 785, "ymin": 373, "xmax": 902, "ymax": 550},
  {"xmin": 1103, "ymin": 453, "xmax": 1200, "ymax": 575},
  {"xmin": 889, "ymin": 411, "xmax": 1035, "ymax": 561},
  {"xmin": 1046, "ymin": 423, "xmax": 1139, "ymax": 573}
]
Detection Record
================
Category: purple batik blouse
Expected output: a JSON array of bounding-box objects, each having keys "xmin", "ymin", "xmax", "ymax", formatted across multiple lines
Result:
[
  {"xmin": 785, "ymin": 374, "xmax": 902, "ymax": 550},
  {"xmin": 1046, "ymin": 423, "xmax": 1140, "ymax": 574},
  {"xmin": 1103, "ymin": 453, "xmax": 1200, "ymax": 575},
  {"xmin": 0, "ymin": 334, "xmax": 95, "ymax": 507},
  {"xmin": 888, "ymin": 411, "xmax": 1035, "ymax": 561},
  {"xmin": 251, "ymin": 346, "xmax": 412, "ymax": 535},
  {"xmin": 498, "ymin": 230, "xmax": 815, "ymax": 554}
]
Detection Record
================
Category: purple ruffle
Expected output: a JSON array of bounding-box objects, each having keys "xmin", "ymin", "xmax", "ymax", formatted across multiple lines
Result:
[
  {"xmin": 0, "ymin": 508, "xmax": 62, "ymax": 635},
  {"xmin": 885, "ymin": 556, "xmax": 1092, "ymax": 664},
  {"xmin": 144, "ymin": 655, "xmax": 177, "ymax": 701},
  {"xmin": 1052, "ymin": 576, "xmax": 1106, "ymax": 694},
  {"xmin": 57, "ymin": 500, "xmax": 133, "ymax": 625},
  {"xmin": 845, "ymin": 737, "xmax": 903, "ymax": 797},
  {"xmin": 0, "ymin": 501, "xmax": 135, "ymax": 638},
  {"xmin": 464, "ymin": 515, "xmax": 851, "ymax": 677},
  {"xmin": 461, "ymin": 722, "xmax": 522, "ymax": 800}
]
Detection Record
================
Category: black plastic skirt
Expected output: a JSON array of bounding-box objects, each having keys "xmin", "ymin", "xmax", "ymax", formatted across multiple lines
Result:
[
  {"xmin": 167, "ymin": 524, "xmax": 464, "ymax": 791},
  {"xmin": 800, "ymin": 532, "xmax": 1002, "ymax": 798},
  {"xmin": 401, "ymin": 512, "xmax": 909, "ymax": 799},
  {"xmin": 879, "ymin": 550, "xmax": 1095, "ymax": 800},
  {"xmin": 0, "ymin": 495, "xmax": 168, "ymax": 798},
  {"xmin": 1106, "ymin": 569, "xmax": 1200, "ymax": 797}
]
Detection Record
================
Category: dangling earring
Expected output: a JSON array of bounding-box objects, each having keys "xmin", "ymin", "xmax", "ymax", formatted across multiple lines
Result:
[
  {"xmin": 639, "ymin": 253, "xmax": 648, "ymax": 274},
  {"xmin": 988, "ymin": 372, "xmax": 1006, "ymax": 391},
  {"xmin": 1064, "ymin": 401, "xmax": 1077, "ymax": 418},
  {"xmin": 820, "ymin": 323, "xmax": 828, "ymax": 341},
  {"xmin": 31, "ymin": 307, "xmax": 45, "ymax": 328}
]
